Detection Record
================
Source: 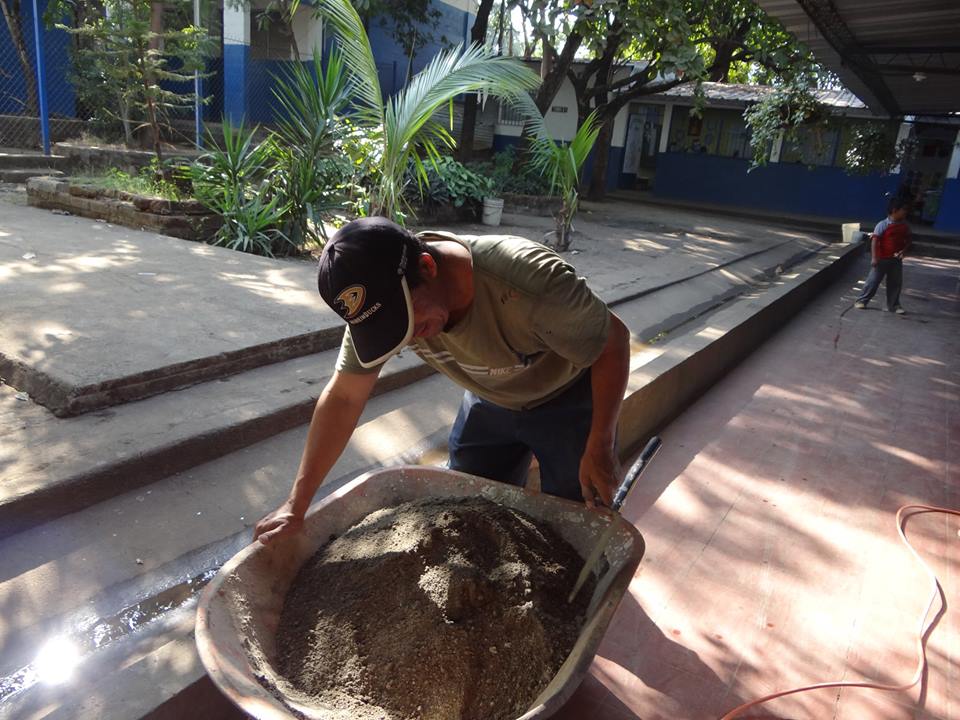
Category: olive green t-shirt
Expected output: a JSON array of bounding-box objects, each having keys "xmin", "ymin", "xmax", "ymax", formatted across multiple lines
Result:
[{"xmin": 335, "ymin": 232, "xmax": 611, "ymax": 411}]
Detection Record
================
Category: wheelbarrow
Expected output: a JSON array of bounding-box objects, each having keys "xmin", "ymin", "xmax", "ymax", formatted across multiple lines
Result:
[{"xmin": 196, "ymin": 461, "xmax": 650, "ymax": 720}]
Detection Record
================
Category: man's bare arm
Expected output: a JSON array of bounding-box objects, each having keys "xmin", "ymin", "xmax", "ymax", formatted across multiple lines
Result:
[
  {"xmin": 254, "ymin": 368, "xmax": 380, "ymax": 543},
  {"xmin": 579, "ymin": 311, "xmax": 631, "ymax": 507}
]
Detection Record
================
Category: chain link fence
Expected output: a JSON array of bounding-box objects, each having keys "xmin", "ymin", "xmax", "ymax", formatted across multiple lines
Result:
[
  {"xmin": 0, "ymin": 0, "xmax": 300, "ymax": 158},
  {"xmin": 1, "ymin": 0, "xmax": 78, "ymax": 151}
]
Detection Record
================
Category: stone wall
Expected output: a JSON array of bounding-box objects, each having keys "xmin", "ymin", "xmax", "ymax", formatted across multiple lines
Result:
[{"xmin": 27, "ymin": 177, "xmax": 220, "ymax": 241}]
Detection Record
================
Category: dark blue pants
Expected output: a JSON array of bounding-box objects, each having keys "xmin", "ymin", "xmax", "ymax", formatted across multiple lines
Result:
[
  {"xmin": 447, "ymin": 370, "xmax": 593, "ymax": 502},
  {"xmin": 857, "ymin": 257, "xmax": 903, "ymax": 310}
]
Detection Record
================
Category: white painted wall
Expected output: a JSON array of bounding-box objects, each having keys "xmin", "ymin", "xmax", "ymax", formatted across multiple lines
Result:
[
  {"xmin": 292, "ymin": 7, "xmax": 323, "ymax": 59},
  {"xmin": 437, "ymin": 0, "xmax": 477, "ymax": 12},
  {"xmin": 223, "ymin": 1, "xmax": 249, "ymax": 44},
  {"xmin": 493, "ymin": 73, "xmax": 633, "ymax": 149},
  {"xmin": 543, "ymin": 81, "xmax": 578, "ymax": 140}
]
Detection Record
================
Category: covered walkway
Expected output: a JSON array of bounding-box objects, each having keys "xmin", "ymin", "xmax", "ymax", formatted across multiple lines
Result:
[{"xmin": 557, "ymin": 254, "xmax": 959, "ymax": 719}]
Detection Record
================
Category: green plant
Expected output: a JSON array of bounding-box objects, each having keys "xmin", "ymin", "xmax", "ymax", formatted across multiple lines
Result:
[
  {"xmin": 72, "ymin": 163, "xmax": 183, "ymax": 200},
  {"xmin": 743, "ymin": 77, "xmax": 830, "ymax": 169},
  {"xmin": 480, "ymin": 146, "xmax": 554, "ymax": 197},
  {"xmin": 187, "ymin": 119, "xmax": 292, "ymax": 257},
  {"xmin": 269, "ymin": 48, "xmax": 353, "ymax": 245},
  {"xmin": 59, "ymin": 0, "xmax": 214, "ymax": 168},
  {"xmin": 842, "ymin": 121, "xmax": 916, "ymax": 176},
  {"xmin": 527, "ymin": 111, "xmax": 601, "ymax": 251},
  {"xmin": 409, "ymin": 156, "xmax": 493, "ymax": 214},
  {"xmin": 315, "ymin": 0, "xmax": 540, "ymax": 223}
]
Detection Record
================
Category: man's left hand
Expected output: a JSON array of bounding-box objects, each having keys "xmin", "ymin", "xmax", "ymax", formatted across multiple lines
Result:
[{"xmin": 579, "ymin": 440, "xmax": 620, "ymax": 509}]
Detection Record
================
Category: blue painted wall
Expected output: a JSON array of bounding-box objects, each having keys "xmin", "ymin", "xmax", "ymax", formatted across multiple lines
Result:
[
  {"xmin": 934, "ymin": 178, "xmax": 960, "ymax": 232},
  {"xmin": 0, "ymin": 0, "xmax": 74, "ymax": 117},
  {"xmin": 367, "ymin": 2, "xmax": 470, "ymax": 98},
  {"xmin": 653, "ymin": 152, "xmax": 902, "ymax": 221}
]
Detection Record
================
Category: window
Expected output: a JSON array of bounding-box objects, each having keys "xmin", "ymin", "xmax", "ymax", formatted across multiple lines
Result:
[{"xmin": 250, "ymin": 11, "xmax": 295, "ymax": 61}]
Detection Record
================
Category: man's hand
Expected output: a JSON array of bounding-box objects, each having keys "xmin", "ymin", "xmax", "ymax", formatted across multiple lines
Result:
[
  {"xmin": 253, "ymin": 499, "xmax": 303, "ymax": 544},
  {"xmin": 871, "ymin": 257, "xmax": 878, "ymax": 267},
  {"xmin": 578, "ymin": 440, "xmax": 620, "ymax": 509}
]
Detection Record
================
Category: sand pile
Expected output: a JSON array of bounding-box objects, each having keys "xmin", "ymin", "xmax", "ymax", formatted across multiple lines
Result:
[{"xmin": 272, "ymin": 496, "xmax": 594, "ymax": 720}]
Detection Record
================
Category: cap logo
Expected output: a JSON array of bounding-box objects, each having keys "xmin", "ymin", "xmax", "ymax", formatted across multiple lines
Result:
[{"xmin": 336, "ymin": 285, "xmax": 366, "ymax": 319}]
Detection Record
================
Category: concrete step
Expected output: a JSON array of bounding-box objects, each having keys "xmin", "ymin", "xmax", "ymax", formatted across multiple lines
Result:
[
  {"xmin": 0, "ymin": 152, "xmax": 68, "ymax": 170},
  {"xmin": 0, "ymin": 240, "xmax": 864, "ymax": 720},
  {"xmin": 0, "ymin": 168, "xmax": 66, "ymax": 183},
  {"xmin": 1, "ymin": 234, "xmax": 831, "ymax": 538}
]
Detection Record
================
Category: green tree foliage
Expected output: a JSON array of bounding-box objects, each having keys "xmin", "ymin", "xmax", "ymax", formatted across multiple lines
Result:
[
  {"xmin": 315, "ymin": 0, "xmax": 540, "ymax": 222},
  {"xmin": 58, "ymin": 0, "xmax": 213, "ymax": 167},
  {"xmin": 507, "ymin": 0, "xmax": 815, "ymax": 199}
]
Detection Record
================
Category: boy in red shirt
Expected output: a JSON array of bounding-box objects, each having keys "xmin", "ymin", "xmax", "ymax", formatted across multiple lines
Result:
[{"xmin": 854, "ymin": 196, "xmax": 912, "ymax": 314}]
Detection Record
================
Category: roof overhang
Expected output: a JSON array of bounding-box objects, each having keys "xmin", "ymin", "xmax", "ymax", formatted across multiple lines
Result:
[{"xmin": 755, "ymin": 0, "xmax": 960, "ymax": 116}]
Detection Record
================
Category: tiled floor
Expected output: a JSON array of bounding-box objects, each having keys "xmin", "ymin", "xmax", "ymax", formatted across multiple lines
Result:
[{"xmin": 554, "ymin": 255, "xmax": 959, "ymax": 720}]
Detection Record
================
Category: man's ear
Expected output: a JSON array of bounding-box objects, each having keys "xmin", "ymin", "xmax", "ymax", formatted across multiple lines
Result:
[{"xmin": 418, "ymin": 252, "xmax": 438, "ymax": 280}]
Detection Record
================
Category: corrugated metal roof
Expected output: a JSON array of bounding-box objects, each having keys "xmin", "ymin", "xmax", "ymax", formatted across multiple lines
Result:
[
  {"xmin": 755, "ymin": 0, "xmax": 960, "ymax": 116},
  {"xmin": 658, "ymin": 82, "xmax": 866, "ymax": 109}
]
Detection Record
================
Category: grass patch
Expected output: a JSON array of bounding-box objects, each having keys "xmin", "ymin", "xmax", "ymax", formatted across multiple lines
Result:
[{"xmin": 72, "ymin": 167, "xmax": 185, "ymax": 201}]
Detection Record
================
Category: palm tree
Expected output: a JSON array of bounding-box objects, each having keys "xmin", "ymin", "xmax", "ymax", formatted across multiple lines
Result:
[
  {"xmin": 316, "ymin": 0, "xmax": 541, "ymax": 222},
  {"xmin": 527, "ymin": 110, "xmax": 601, "ymax": 251}
]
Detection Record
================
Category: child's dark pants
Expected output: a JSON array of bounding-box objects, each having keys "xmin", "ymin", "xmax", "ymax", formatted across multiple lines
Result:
[{"xmin": 857, "ymin": 257, "xmax": 903, "ymax": 310}]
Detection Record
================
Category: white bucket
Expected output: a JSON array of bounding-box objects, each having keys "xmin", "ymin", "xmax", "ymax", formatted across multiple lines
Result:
[
  {"xmin": 481, "ymin": 197, "xmax": 504, "ymax": 226},
  {"xmin": 841, "ymin": 222, "xmax": 864, "ymax": 244}
]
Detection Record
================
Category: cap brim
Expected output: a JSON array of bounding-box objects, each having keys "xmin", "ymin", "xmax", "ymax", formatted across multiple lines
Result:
[{"xmin": 349, "ymin": 277, "xmax": 415, "ymax": 369}]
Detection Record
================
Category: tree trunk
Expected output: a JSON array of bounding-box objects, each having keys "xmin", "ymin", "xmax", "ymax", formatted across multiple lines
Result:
[
  {"xmin": 457, "ymin": 0, "xmax": 494, "ymax": 163},
  {"xmin": 709, "ymin": 42, "xmax": 736, "ymax": 82},
  {"xmin": 1, "ymin": 0, "xmax": 40, "ymax": 124},
  {"xmin": 533, "ymin": 28, "xmax": 583, "ymax": 115},
  {"xmin": 587, "ymin": 116, "xmax": 614, "ymax": 201}
]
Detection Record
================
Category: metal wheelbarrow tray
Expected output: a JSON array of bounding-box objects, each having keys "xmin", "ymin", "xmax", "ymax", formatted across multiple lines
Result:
[{"xmin": 195, "ymin": 465, "xmax": 645, "ymax": 720}]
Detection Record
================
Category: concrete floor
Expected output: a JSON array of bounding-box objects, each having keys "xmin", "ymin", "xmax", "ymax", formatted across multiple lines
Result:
[{"xmin": 554, "ymin": 255, "xmax": 959, "ymax": 720}]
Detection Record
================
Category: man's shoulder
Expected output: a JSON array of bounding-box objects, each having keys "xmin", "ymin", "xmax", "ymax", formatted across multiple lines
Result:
[{"xmin": 471, "ymin": 236, "xmax": 577, "ymax": 293}]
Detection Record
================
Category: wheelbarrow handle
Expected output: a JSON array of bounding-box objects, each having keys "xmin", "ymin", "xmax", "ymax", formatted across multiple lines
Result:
[{"xmin": 611, "ymin": 436, "xmax": 662, "ymax": 512}]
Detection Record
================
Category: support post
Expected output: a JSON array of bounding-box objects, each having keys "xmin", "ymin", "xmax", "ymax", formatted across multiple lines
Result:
[
  {"xmin": 769, "ymin": 131, "xmax": 784, "ymax": 163},
  {"xmin": 193, "ymin": 0, "xmax": 203, "ymax": 147},
  {"xmin": 947, "ymin": 128, "xmax": 960, "ymax": 180},
  {"xmin": 30, "ymin": 0, "xmax": 51, "ymax": 154},
  {"xmin": 891, "ymin": 120, "xmax": 912, "ymax": 174},
  {"xmin": 223, "ymin": 2, "xmax": 250, "ymax": 125},
  {"xmin": 658, "ymin": 104, "xmax": 673, "ymax": 154}
]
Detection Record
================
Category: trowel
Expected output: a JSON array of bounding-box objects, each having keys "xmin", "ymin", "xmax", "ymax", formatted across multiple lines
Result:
[{"xmin": 568, "ymin": 436, "xmax": 662, "ymax": 603}]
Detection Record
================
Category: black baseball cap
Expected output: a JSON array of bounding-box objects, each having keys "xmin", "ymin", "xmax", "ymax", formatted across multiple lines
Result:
[{"xmin": 317, "ymin": 217, "xmax": 415, "ymax": 368}]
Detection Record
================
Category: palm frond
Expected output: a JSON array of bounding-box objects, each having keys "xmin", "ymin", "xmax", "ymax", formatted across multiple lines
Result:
[{"xmin": 315, "ymin": 0, "xmax": 384, "ymax": 128}]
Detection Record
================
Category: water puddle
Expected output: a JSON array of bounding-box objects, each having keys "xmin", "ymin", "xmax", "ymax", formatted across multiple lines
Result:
[{"xmin": 0, "ymin": 567, "xmax": 218, "ymax": 702}]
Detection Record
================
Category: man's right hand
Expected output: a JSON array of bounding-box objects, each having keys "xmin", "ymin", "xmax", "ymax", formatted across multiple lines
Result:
[{"xmin": 253, "ymin": 500, "xmax": 303, "ymax": 545}]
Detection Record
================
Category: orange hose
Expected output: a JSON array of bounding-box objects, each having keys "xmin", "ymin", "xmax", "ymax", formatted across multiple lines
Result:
[{"xmin": 719, "ymin": 504, "xmax": 957, "ymax": 720}]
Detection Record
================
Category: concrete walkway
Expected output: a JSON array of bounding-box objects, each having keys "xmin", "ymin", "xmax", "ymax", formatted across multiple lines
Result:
[
  {"xmin": 1, "ymin": 193, "xmax": 833, "ymax": 533},
  {"xmin": 1, "ymin": 194, "xmax": 832, "ymax": 414},
  {"xmin": 555, "ymin": 254, "xmax": 960, "ymax": 719}
]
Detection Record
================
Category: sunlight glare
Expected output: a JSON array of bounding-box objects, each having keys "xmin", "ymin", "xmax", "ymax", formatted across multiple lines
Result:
[{"xmin": 34, "ymin": 636, "xmax": 80, "ymax": 685}]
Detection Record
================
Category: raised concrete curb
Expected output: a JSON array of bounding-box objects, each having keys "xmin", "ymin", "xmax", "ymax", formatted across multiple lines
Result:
[
  {"xmin": 0, "ymin": 325, "xmax": 343, "ymax": 420},
  {"xmin": 617, "ymin": 241, "xmax": 864, "ymax": 452},
  {"xmin": 0, "ymin": 353, "xmax": 435, "ymax": 540}
]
